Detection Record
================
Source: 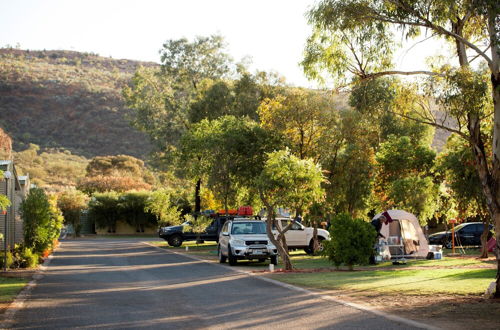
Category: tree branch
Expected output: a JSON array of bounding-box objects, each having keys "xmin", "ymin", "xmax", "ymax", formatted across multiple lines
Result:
[{"xmin": 387, "ymin": 109, "xmax": 468, "ymax": 139}]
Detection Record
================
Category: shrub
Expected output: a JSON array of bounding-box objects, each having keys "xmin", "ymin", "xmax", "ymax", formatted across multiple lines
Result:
[
  {"xmin": 323, "ymin": 213, "xmax": 376, "ymax": 270},
  {"xmin": 118, "ymin": 191, "xmax": 156, "ymax": 232},
  {"xmin": 88, "ymin": 192, "xmax": 120, "ymax": 232},
  {"xmin": 20, "ymin": 188, "xmax": 63, "ymax": 254},
  {"xmin": 0, "ymin": 250, "xmax": 14, "ymax": 269},
  {"xmin": 12, "ymin": 245, "xmax": 39, "ymax": 268},
  {"xmin": 57, "ymin": 190, "xmax": 89, "ymax": 237}
]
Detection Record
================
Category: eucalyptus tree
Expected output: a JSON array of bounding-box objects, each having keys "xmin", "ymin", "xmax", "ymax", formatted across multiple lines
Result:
[
  {"xmin": 304, "ymin": 0, "xmax": 500, "ymax": 296},
  {"xmin": 179, "ymin": 116, "xmax": 284, "ymax": 214},
  {"xmin": 124, "ymin": 35, "xmax": 235, "ymax": 213},
  {"xmin": 438, "ymin": 134, "xmax": 491, "ymax": 257},
  {"xmin": 257, "ymin": 150, "xmax": 325, "ymax": 270}
]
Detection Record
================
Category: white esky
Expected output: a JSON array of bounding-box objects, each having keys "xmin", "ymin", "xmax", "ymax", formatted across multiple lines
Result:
[{"xmin": 0, "ymin": 0, "xmax": 449, "ymax": 88}]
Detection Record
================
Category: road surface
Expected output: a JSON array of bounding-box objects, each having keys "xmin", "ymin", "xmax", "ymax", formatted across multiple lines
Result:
[{"xmin": 5, "ymin": 238, "xmax": 426, "ymax": 329}]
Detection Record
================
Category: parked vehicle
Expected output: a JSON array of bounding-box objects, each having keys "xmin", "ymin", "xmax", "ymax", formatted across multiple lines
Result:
[
  {"xmin": 159, "ymin": 215, "xmax": 232, "ymax": 247},
  {"xmin": 218, "ymin": 218, "xmax": 278, "ymax": 266},
  {"xmin": 269, "ymin": 218, "xmax": 330, "ymax": 254},
  {"xmin": 428, "ymin": 222, "xmax": 493, "ymax": 248}
]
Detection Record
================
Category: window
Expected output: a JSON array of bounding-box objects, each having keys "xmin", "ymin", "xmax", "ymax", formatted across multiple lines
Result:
[
  {"xmin": 221, "ymin": 222, "xmax": 229, "ymax": 233},
  {"xmin": 231, "ymin": 222, "xmax": 266, "ymax": 235}
]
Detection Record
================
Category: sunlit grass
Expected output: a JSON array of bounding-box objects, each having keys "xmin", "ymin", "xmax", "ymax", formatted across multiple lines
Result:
[
  {"xmin": 270, "ymin": 267, "xmax": 495, "ymax": 295},
  {"xmin": 0, "ymin": 277, "xmax": 29, "ymax": 303}
]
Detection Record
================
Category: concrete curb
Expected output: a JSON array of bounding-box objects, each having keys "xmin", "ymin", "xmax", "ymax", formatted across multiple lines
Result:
[
  {"xmin": 143, "ymin": 242, "xmax": 440, "ymax": 330},
  {"xmin": 0, "ymin": 252, "xmax": 55, "ymax": 328}
]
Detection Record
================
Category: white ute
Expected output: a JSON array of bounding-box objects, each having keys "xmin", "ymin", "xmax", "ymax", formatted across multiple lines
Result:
[{"xmin": 268, "ymin": 218, "xmax": 330, "ymax": 254}]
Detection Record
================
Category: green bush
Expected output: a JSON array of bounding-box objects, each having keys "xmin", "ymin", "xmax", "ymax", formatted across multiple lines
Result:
[
  {"xmin": 20, "ymin": 188, "xmax": 63, "ymax": 254},
  {"xmin": 11, "ymin": 245, "xmax": 39, "ymax": 268},
  {"xmin": 88, "ymin": 192, "xmax": 121, "ymax": 231},
  {"xmin": 0, "ymin": 250, "xmax": 14, "ymax": 269},
  {"xmin": 323, "ymin": 213, "xmax": 376, "ymax": 270}
]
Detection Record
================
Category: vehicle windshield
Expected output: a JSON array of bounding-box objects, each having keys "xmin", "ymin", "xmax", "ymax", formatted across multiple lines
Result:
[
  {"xmin": 450, "ymin": 223, "xmax": 467, "ymax": 232},
  {"xmin": 231, "ymin": 222, "xmax": 267, "ymax": 235}
]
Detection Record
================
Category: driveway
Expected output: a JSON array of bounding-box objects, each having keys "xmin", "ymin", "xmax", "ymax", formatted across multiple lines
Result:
[{"xmin": 5, "ymin": 238, "xmax": 426, "ymax": 329}]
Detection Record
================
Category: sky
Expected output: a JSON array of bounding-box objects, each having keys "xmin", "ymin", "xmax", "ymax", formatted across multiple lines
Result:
[{"xmin": 0, "ymin": 0, "xmax": 446, "ymax": 88}]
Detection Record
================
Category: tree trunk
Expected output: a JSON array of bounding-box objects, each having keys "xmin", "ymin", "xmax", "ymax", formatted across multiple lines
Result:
[
  {"xmin": 194, "ymin": 178, "xmax": 201, "ymax": 214},
  {"xmin": 479, "ymin": 222, "xmax": 489, "ymax": 258},
  {"xmin": 312, "ymin": 221, "xmax": 319, "ymax": 253},
  {"xmin": 262, "ymin": 201, "xmax": 293, "ymax": 270},
  {"xmin": 487, "ymin": 6, "xmax": 500, "ymax": 298}
]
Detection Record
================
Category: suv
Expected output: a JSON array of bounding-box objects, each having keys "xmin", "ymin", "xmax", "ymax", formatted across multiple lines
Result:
[
  {"xmin": 270, "ymin": 218, "xmax": 330, "ymax": 254},
  {"xmin": 428, "ymin": 222, "xmax": 493, "ymax": 248},
  {"xmin": 218, "ymin": 218, "xmax": 278, "ymax": 266},
  {"xmin": 159, "ymin": 216, "xmax": 232, "ymax": 247}
]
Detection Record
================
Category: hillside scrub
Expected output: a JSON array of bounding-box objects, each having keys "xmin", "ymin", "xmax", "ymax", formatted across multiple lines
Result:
[{"xmin": 0, "ymin": 49, "xmax": 152, "ymax": 158}]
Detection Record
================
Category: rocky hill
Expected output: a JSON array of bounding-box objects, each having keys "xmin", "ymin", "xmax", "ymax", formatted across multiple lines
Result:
[{"xmin": 0, "ymin": 48, "xmax": 155, "ymax": 158}]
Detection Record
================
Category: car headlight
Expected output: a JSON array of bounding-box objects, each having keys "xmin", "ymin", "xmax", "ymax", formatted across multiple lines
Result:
[{"xmin": 231, "ymin": 239, "xmax": 247, "ymax": 246}]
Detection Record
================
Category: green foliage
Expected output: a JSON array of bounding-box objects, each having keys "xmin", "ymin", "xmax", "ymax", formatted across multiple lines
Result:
[
  {"xmin": 118, "ymin": 191, "xmax": 156, "ymax": 231},
  {"xmin": 327, "ymin": 143, "xmax": 375, "ymax": 217},
  {"xmin": 388, "ymin": 176, "xmax": 439, "ymax": 225},
  {"xmin": 12, "ymin": 144, "xmax": 88, "ymax": 191},
  {"xmin": 184, "ymin": 214, "xmax": 212, "ymax": 237},
  {"xmin": 20, "ymin": 188, "xmax": 62, "ymax": 254},
  {"xmin": 376, "ymin": 136, "xmax": 436, "ymax": 182},
  {"xmin": 0, "ymin": 250, "xmax": 14, "ymax": 269},
  {"xmin": 145, "ymin": 189, "xmax": 183, "ymax": 226},
  {"xmin": 0, "ymin": 186, "xmax": 10, "ymax": 211},
  {"xmin": 160, "ymin": 35, "xmax": 233, "ymax": 87},
  {"xmin": 179, "ymin": 115, "xmax": 284, "ymax": 211},
  {"xmin": 323, "ymin": 213, "xmax": 376, "ymax": 270},
  {"xmin": 437, "ymin": 134, "xmax": 487, "ymax": 218},
  {"xmin": 123, "ymin": 66, "xmax": 180, "ymax": 152},
  {"xmin": 375, "ymin": 136, "xmax": 438, "ymax": 224},
  {"xmin": 88, "ymin": 192, "xmax": 121, "ymax": 230},
  {"xmin": 11, "ymin": 245, "xmax": 39, "ymax": 269},
  {"xmin": 0, "ymin": 196, "xmax": 9, "ymax": 212},
  {"xmin": 258, "ymin": 88, "xmax": 336, "ymax": 160},
  {"xmin": 57, "ymin": 190, "xmax": 89, "ymax": 236},
  {"xmin": 258, "ymin": 149, "xmax": 325, "ymax": 213}
]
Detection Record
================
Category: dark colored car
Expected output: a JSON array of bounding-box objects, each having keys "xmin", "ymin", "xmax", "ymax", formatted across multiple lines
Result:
[
  {"xmin": 159, "ymin": 216, "xmax": 232, "ymax": 247},
  {"xmin": 428, "ymin": 222, "xmax": 493, "ymax": 248}
]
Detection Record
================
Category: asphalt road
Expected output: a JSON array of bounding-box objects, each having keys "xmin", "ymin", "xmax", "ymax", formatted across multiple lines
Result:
[{"xmin": 5, "ymin": 238, "xmax": 426, "ymax": 329}]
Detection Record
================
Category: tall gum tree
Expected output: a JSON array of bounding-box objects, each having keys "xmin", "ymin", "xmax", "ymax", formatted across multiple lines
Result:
[
  {"xmin": 304, "ymin": 0, "xmax": 500, "ymax": 296},
  {"xmin": 257, "ymin": 150, "xmax": 325, "ymax": 270},
  {"xmin": 124, "ymin": 35, "xmax": 234, "ymax": 214}
]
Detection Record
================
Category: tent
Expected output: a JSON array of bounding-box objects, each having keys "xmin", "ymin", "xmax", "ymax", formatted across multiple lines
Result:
[{"xmin": 373, "ymin": 210, "xmax": 429, "ymax": 258}]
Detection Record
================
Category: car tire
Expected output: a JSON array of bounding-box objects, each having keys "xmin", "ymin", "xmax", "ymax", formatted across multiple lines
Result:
[
  {"xmin": 307, "ymin": 237, "xmax": 325, "ymax": 255},
  {"xmin": 228, "ymin": 245, "xmax": 237, "ymax": 266},
  {"xmin": 270, "ymin": 255, "xmax": 278, "ymax": 266},
  {"xmin": 168, "ymin": 235, "xmax": 183, "ymax": 247},
  {"xmin": 218, "ymin": 246, "xmax": 226, "ymax": 263}
]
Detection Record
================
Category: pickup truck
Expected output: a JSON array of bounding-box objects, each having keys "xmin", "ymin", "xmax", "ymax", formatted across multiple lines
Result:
[
  {"xmin": 158, "ymin": 216, "xmax": 232, "ymax": 247},
  {"xmin": 269, "ymin": 218, "xmax": 330, "ymax": 254}
]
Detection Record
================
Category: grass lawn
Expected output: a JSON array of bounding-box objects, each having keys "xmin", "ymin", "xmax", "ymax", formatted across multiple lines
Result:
[
  {"xmin": 147, "ymin": 240, "xmax": 496, "ymax": 295},
  {"xmin": 0, "ymin": 276, "xmax": 29, "ymax": 305},
  {"xmin": 269, "ymin": 254, "xmax": 496, "ymax": 296}
]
